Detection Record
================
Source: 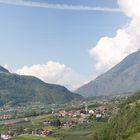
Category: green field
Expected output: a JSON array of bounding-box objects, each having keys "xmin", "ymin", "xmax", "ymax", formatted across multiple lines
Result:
[
  {"xmin": 12, "ymin": 134, "xmax": 58, "ymax": 140},
  {"xmin": 60, "ymin": 135, "xmax": 93, "ymax": 140},
  {"xmin": 12, "ymin": 132, "xmax": 93, "ymax": 140},
  {"xmin": 32, "ymin": 115, "xmax": 50, "ymax": 125},
  {"xmin": 128, "ymin": 133, "xmax": 140, "ymax": 140},
  {"xmin": 59, "ymin": 130, "xmax": 93, "ymax": 140}
]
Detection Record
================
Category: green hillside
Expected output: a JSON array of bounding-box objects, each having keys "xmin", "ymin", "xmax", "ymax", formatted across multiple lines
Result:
[
  {"xmin": 93, "ymin": 91, "xmax": 140, "ymax": 140},
  {"xmin": 0, "ymin": 67, "xmax": 82, "ymax": 106}
]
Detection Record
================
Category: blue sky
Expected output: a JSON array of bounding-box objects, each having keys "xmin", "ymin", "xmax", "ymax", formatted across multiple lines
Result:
[{"xmin": 0, "ymin": 0, "xmax": 130, "ymax": 89}]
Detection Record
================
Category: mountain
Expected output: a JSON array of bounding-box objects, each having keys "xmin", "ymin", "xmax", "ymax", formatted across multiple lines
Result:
[
  {"xmin": 76, "ymin": 50, "xmax": 140, "ymax": 97},
  {"xmin": 0, "ymin": 66, "xmax": 10, "ymax": 73},
  {"xmin": 93, "ymin": 91, "xmax": 140, "ymax": 140},
  {"xmin": 0, "ymin": 66, "xmax": 82, "ymax": 106}
]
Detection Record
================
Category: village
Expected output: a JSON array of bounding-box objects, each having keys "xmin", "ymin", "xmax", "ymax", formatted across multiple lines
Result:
[{"xmin": 0, "ymin": 95, "xmax": 124, "ymax": 140}]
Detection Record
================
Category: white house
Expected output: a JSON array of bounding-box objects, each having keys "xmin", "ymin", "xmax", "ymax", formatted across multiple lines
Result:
[
  {"xmin": 96, "ymin": 114, "xmax": 102, "ymax": 118},
  {"xmin": 89, "ymin": 110, "xmax": 94, "ymax": 115},
  {"xmin": 1, "ymin": 134, "xmax": 12, "ymax": 140}
]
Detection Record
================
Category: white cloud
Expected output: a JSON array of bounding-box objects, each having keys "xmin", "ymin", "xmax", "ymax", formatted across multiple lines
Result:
[
  {"xmin": 90, "ymin": 0, "xmax": 140, "ymax": 74},
  {"xmin": 0, "ymin": 0, "xmax": 120, "ymax": 12},
  {"xmin": 16, "ymin": 61, "xmax": 88, "ymax": 90}
]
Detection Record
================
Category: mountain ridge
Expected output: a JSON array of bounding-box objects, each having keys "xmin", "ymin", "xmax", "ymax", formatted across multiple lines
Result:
[
  {"xmin": 0, "ymin": 66, "xmax": 10, "ymax": 73},
  {"xmin": 76, "ymin": 50, "xmax": 140, "ymax": 97},
  {"xmin": 0, "ymin": 66, "xmax": 82, "ymax": 106}
]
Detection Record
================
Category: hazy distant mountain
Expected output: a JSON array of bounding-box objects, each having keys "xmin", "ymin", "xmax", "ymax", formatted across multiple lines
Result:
[
  {"xmin": 76, "ymin": 50, "xmax": 140, "ymax": 97},
  {"xmin": 0, "ymin": 66, "xmax": 82, "ymax": 106},
  {"xmin": 0, "ymin": 66, "xmax": 9, "ymax": 73}
]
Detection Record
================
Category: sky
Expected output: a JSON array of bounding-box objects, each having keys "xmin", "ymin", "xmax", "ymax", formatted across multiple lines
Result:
[{"xmin": 0, "ymin": 0, "xmax": 139, "ymax": 90}]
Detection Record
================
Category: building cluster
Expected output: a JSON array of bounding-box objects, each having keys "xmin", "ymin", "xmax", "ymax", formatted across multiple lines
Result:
[
  {"xmin": 53, "ymin": 105, "xmax": 110, "ymax": 120},
  {"xmin": 0, "ymin": 114, "xmax": 12, "ymax": 120},
  {"xmin": 0, "ymin": 131, "xmax": 13, "ymax": 140},
  {"xmin": 42, "ymin": 105, "xmax": 111, "ymax": 129},
  {"xmin": 32, "ymin": 129, "xmax": 53, "ymax": 137}
]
